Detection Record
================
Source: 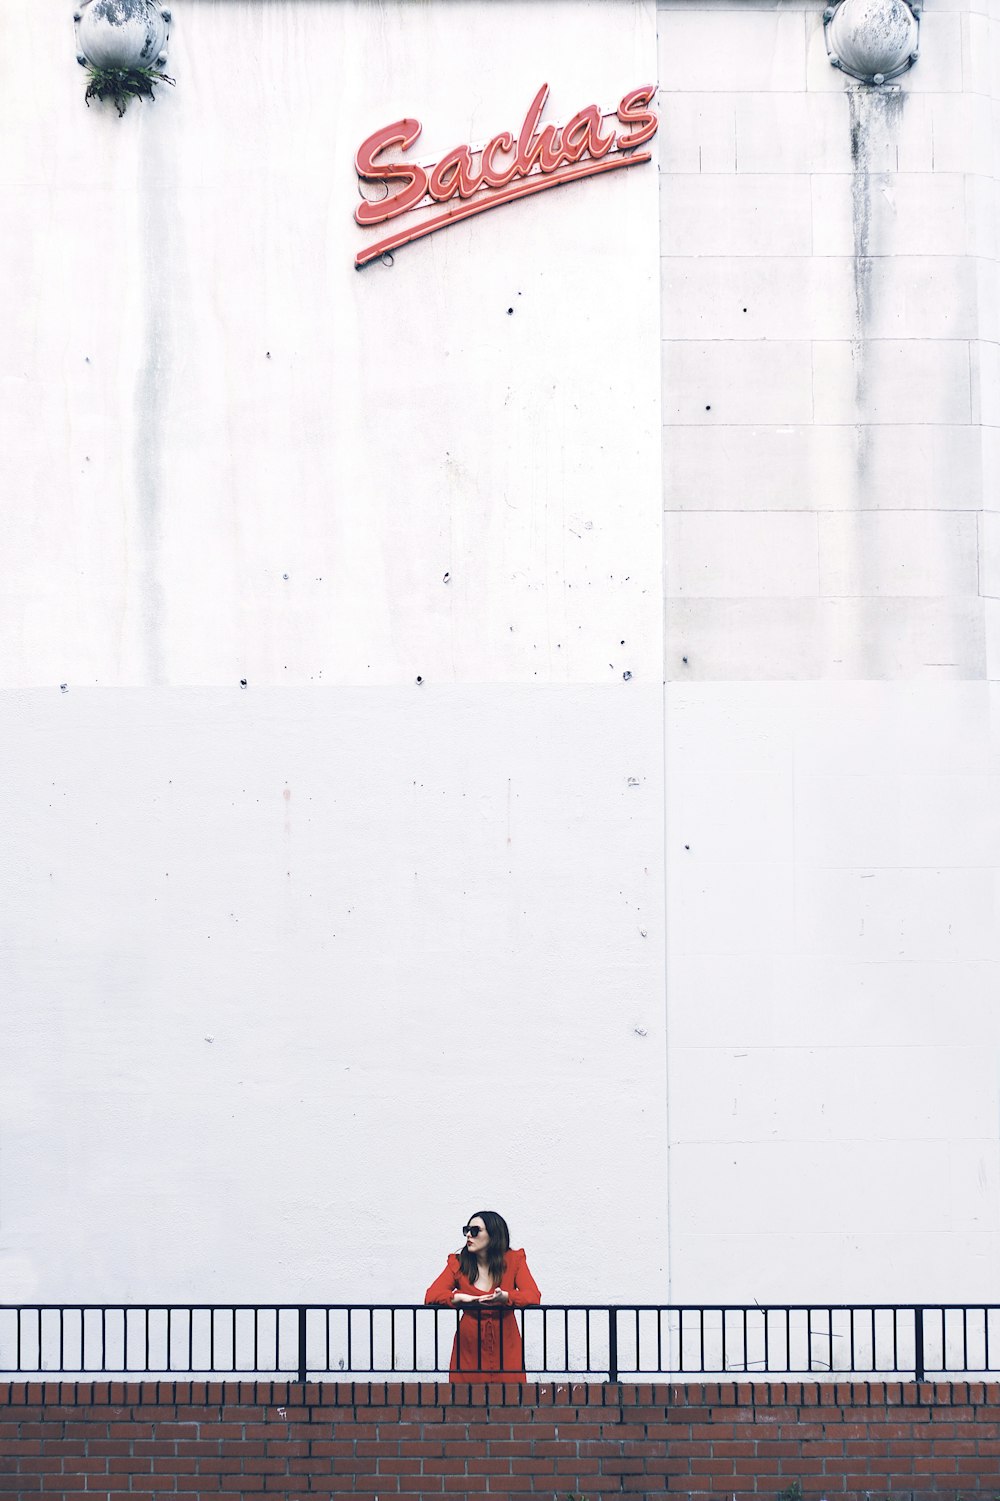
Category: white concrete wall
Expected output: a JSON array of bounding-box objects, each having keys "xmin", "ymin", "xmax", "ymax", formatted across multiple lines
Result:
[
  {"xmin": 0, "ymin": 0, "xmax": 667, "ymax": 1304},
  {"xmin": 2, "ymin": 0, "xmax": 999, "ymax": 1333},
  {"xmin": 660, "ymin": 0, "xmax": 1000, "ymax": 1302}
]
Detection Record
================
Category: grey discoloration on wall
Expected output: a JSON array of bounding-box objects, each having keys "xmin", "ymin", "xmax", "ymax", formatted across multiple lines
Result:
[
  {"xmin": 847, "ymin": 86, "xmax": 906, "ymax": 678},
  {"xmin": 849, "ymin": 87, "xmax": 904, "ymax": 358},
  {"xmin": 848, "ymin": 87, "xmax": 903, "ymax": 482}
]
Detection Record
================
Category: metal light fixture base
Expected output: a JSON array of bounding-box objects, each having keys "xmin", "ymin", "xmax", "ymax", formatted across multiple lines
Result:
[{"xmin": 823, "ymin": 0, "xmax": 920, "ymax": 85}]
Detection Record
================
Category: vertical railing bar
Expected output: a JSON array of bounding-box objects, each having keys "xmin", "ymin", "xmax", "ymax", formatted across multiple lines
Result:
[
  {"xmin": 297, "ymin": 1307, "xmax": 307, "ymax": 1383},
  {"xmin": 891, "ymin": 1307, "xmax": 898, "ymax": 1375},
  {"xmin": 542, "ymin": 1306, "xmax": 548, "ymax": 1373},
  {"xmin": 914, "ymin": 1306, "xmax": 925, "ymax": 1383},
  {"xmin": 985, "ymin": 1306, "xmax": 991, "ymax": 1372},
  {"xmin": 657, "ymin": 1309, "xmax": 662, "ymax": 1375},
  {"xmin": 828, "ymin": 1307, "xmax": 833, "ymax": 1374},
  {"xmin": 369, "ymin": 1306, "xmax": 374, "ymax": 1377},
  {"xmin": 391, "ymin": 1307, "xmax": 396, "ymax": 1373},
  {"xmin": 347, "ymin": 1308, "xmax": 353, "ymax": 1375},
  {"xmin": 678, "ymin": 1308, "xmax": 684, "ymax": 1374},
  {"xmin": 585, "ymin": 1306, "xmax": 591, "ymax": 1376},
  {"xmin": 763, "ymin": 1308, "xmax": 770, "ymax": 1374},
  {"xmin": 742, "ymin": 1308, "xmax": 748, "ymax": 1375},
  {"xmin": 962, "ymin": 1306, "xmax": 968, "ymax": 1373},
  {"xmin": 785, "ymin": 1308, "xmax": 790, "ymax": 1376},
  {"xmin": 849, "ymin": 1308, "xmax": 856, "ymax": 1374},
  {"xmin": 608, "ymin": 1308, "xmax": 618, "ymax": 1385},
  {"xmin": 721, "ymin": 1308, "xmax": 727, "ymax": 1375}
]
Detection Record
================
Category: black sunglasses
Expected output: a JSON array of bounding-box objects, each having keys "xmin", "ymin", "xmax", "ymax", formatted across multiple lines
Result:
[{"xmin": 462, "ymin": 1225, "xmax": 486, "ymax": 1237}]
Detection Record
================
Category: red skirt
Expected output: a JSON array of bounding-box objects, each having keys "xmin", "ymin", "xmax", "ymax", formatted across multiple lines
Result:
[{"xmin": 448, "ymin": 1308, "xmax": 525, "ymax": 1384}]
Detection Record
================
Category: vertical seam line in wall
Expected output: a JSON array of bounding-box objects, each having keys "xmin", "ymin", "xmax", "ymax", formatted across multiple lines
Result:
[{"xmin": 655, "ymin": 12, "xmax": 672, "ymax": 1306}]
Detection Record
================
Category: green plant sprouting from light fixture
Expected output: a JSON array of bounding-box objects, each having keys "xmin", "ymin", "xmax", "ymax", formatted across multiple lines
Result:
[{"xmin": 83, "ymin": 63, "xmax": 174, "ymax": 117}]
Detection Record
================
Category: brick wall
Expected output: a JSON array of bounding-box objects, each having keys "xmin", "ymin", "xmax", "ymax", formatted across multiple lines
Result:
[{"xmin": 3, "ymin": 1380, "xmax": 999, "ymax": 1499}]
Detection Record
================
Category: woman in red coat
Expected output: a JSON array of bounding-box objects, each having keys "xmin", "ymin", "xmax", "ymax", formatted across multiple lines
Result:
[{"xmin": 424, "ymin": 1210, "xmax": 541, "ymax": 1382}]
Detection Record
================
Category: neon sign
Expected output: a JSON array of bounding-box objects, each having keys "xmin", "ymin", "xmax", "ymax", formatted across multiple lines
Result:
[{"xmin": 354, "ymin": 82, "xmax": 657, "ymax": 268}]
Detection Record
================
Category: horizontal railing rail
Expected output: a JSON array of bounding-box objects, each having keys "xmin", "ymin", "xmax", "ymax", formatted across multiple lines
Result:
[{"xmin": 2, "ymin": 1304, "xmax": 998, "ymax": 1383}]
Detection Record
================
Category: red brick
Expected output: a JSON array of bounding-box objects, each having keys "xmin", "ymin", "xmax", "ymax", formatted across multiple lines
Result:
[
  {"xmin": 692, "ymin": 1457, "xmax": 746, "ymax": 1477},
  {"xmin": 782, "ymin": 1458, "xmax": 825, "ymax": 1476},
  {"xmin": 913, "ymin": 1453, "xmax": 958, "ymax": 1472},
  {"xmin": 957, "ymin": 1455, "xmax": 1000, "ymax": 1474},
  {"xmin": 709, "ymin": 1440, "xmax": 754, "ymax": 1457}
]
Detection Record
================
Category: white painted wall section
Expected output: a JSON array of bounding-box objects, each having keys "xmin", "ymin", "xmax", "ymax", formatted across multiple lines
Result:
[
  {"xmin": 0, "ymin": 0, "xmax": 667, "ymax": 1306},
  {"xmin": 659, "ymin": 0, "xmax": 1000, "ymax": 1303}
]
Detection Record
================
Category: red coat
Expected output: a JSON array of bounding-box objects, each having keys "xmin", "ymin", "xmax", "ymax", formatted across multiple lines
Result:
[{"xmin": 424, "ymin": 1248, "xmax": 541, "ymax": 1383}]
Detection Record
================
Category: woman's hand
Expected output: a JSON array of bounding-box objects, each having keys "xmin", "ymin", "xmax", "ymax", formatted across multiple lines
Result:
[
  {"xmin": 481, "ymin": 1289, "xmax": 509, "ymax": 1304},
  {"xmin": 451, "ymin": 1292, "xmax": 478, "ymax": 1305}
]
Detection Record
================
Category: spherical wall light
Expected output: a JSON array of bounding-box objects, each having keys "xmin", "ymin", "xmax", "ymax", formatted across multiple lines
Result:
[
  {"xmin": 74, "ymin": 0, "xmax": 174, "ymax": 116},
  {"xmin": 823, "ymin": 0, "xmax": 919, "ymax": 84}
]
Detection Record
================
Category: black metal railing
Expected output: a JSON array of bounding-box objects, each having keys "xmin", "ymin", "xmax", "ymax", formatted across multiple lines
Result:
[{"xmin": 2, "ymin": 1304, "xmax": 997, "ymax": 1383}]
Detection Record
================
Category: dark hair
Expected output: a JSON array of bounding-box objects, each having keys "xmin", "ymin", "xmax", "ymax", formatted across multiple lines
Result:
[{"xmin": 457, "ymin": 1209, "xmax": 510, "ymax": 1288}]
